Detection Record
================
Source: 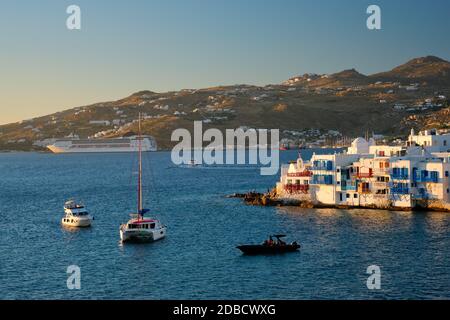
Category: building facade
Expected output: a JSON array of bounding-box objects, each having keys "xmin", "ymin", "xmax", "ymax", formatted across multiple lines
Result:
[{"xmin": 276, "ymin": 129, "xmax": 450, "ymax": 210}]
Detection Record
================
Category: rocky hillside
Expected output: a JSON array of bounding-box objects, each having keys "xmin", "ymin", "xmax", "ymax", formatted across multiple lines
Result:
[
  {"xmin": 0, "ymin": 56, "xmax": 449, "ymax": 151},
  {"xmin": 371, "ymin": 56, "xmax": 450, "ymax": 85}
]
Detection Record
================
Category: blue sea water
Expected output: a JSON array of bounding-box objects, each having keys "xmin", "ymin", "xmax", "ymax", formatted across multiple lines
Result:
[{"xmin": 0, "ymin": 150, "xmax": 449, "ymax": 300}]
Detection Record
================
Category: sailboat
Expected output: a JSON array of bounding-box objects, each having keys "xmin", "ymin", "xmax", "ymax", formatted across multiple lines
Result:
[{"xmin": 119, "ymin": 114, "xmax": 167, "ymax": 243}]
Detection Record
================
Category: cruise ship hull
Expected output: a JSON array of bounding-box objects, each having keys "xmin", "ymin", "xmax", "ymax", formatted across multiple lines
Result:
[
  {"xmin": 47, "ymin": 137, "xmax": 157, "ymax": 153},
  {"xmin": 47, "ymin": 145, "xmax": 156, "ymax": 153}
]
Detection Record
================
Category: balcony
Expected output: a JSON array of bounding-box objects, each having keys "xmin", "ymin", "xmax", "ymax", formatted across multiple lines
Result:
[
  {"xmin": 413, "ymin": 171, "xmax": 439, "ymax": 183},
  {"xmin": 414, "ymin": 176, "xmax": 439, "ymax": 183},
  {"xmin": 373, "ymin": 168, "xmax": 390, "ymax": 175},
  {"xmin": 284, "ymin": 184, "xmax": 309, "ymax": 194},
  {"xmin": 391, "ymin": 188, "xmax": 409, "ymax": 195},
  {"xmin": 372, "ymin": 182, "xmax": 389, "ymax": 189},
  {"xmin": 356, "ymin": 172, "xmax": 373, "ymax": 179},
  {"xmin": 312, "ymin": 165, "xmax": 333, "ymax": 171},
  {"xmin": 391, "ymin": 174, "xmax": 409, "ymax": 180},
  {"xmin": 287, "ymin": 171, "xmax": 312, "ymax": 177}
]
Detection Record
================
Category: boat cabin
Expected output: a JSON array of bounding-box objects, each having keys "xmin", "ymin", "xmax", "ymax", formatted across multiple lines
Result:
[
  {"xmin": 68, "ymin": 211, "xmax": 89, "ymax": 217},
  {"xmin": 127, "ymin": 219, "xmax": 157, "ymax": 230}
]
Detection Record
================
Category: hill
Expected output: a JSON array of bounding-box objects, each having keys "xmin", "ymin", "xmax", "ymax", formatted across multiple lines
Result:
[
  {"xmin": 370, "ymin": 56, "xmax": 450, "ymax": 85},
  {"xmin": 0, "ymin": 56, "xmax": 449, "ymax": 151}
]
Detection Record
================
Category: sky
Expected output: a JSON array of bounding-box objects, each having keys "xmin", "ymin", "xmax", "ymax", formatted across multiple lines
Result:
[{"xmin": 1, "ymin": 0, "xmax": 450, "ymax": 124}]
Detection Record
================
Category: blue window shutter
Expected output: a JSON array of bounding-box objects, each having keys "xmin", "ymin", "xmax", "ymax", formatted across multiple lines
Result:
[{"xmin": 327, "ymin": 161, "xmax": 332, "ymax": 170}]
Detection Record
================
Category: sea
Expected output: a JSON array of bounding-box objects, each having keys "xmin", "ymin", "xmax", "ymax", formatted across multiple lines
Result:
[{"xmin": 0, "ymin": 149, "xmax": 449, "ymax": 299}]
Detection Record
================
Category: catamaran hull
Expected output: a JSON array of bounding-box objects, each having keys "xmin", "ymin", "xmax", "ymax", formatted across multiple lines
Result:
[{"xmin": 120, "ymin": 227, "xmax": 166, "ymax": 243}]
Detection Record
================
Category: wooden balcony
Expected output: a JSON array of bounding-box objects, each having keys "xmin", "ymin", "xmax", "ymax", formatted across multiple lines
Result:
[
  {"xmin": 284, "ymin": 184, "xmax": 310, "ymax": 194},
  {"xmin": 287, "ymin": 171, "xmax": 312, "ymax": 177}
]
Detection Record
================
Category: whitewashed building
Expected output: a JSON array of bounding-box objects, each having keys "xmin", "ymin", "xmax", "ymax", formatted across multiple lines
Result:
[{"xmin": 276, "ymin": 129, "xmax": 450, "ymax": 210}]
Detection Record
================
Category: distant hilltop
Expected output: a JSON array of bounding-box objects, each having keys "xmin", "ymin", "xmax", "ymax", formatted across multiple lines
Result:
[{"xmin": 0, "ymin": 56, "xmax": 449, "ymax": 151}]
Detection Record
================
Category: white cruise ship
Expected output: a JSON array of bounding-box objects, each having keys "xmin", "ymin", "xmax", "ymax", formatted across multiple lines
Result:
[{"xmin": 47, "ymin": 136, "xmax": 157, "ymax": 153}]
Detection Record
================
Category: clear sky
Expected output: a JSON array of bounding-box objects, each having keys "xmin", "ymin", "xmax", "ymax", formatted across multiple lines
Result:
[{"xmin": 1, "ymin": 0, "xmax": 449, "ymax": 124}]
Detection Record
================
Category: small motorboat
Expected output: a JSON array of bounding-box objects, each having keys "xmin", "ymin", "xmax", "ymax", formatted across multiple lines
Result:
[
  {"xmin": 62, "ymin": 199, "xmax": 93, "ymax": 228},
  {"xmin": 237, "ymin": 235, "xmax": 300, "ymax": 255},
  {"xmin": 188, "ymin": 159, "xmax": 199, "ymax": 167}
]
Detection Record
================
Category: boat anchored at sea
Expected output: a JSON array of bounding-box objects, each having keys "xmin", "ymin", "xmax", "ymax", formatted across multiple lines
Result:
[
  {"xmin": 237, "ymin": 235, "xmax": 300, "ymax": 255},
  {"xmin": 47, "ymin": 136, "xmax": 157, "ymax": 153},
  {"xmin": 120, "ymin": 114, "xmax": 167, "ymax": 243},
  {"xmin": 62, "ymin": 199, "xmax": 93, "ymax": 228}
]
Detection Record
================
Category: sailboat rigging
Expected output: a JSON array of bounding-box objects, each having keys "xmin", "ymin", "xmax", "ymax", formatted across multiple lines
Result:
[{"xmin": 119, "ymin": 113, "xmax": 167, "ymax": 243}]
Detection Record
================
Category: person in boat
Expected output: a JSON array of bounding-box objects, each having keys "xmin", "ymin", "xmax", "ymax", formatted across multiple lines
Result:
[{"xmin": 263, "ymin": 236, "xmax": 274, "ymax": 246}]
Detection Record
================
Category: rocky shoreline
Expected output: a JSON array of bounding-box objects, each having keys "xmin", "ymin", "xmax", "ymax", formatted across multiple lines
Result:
[{"xmin": 228, "ymin": 190, "xmax": 450, "ymax": 212}]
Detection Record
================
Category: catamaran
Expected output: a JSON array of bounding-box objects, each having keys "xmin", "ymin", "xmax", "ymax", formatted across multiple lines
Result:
[{"xmin": 120, "ymin": 114, "xmax": 167, "ymax": 243}]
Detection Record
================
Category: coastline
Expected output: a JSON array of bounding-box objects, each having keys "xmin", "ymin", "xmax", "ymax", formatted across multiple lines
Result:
[{"xmin": 229, "ymin": 190, "xmax": 450, "ymax": 213}]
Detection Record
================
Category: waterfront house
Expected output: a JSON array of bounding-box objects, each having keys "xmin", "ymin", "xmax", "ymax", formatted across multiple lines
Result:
[{"xmin": 276, "ymin": 129, "xmax": 450, "ymax": 210}]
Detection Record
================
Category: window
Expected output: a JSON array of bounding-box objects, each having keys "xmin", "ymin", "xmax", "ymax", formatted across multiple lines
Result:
[
  {"xmin": 446, "ymin": 171, "xmax": 449, "ymax": 177},
  {"xmin": 354, "ymin": 194, "xmax": 358, "ymax": 198},
  {"xmin": 444, "ymin": 140, "xmax": 447, "ymax": 146},
  {"xmin": 346, "ymin": 194, "xmax": 350, "ymax": 198},
  {"xmin": 150, "ymin": 223, "xmax": 156, "ymax": 229},
  {"xmin": 339, "ymin": 193, "xmax": 343, "ymax": 201}
]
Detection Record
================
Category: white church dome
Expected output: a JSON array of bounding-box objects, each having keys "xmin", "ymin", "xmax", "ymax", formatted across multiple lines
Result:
[{"xmin": 351, "ymin": 137, "xmax": 368, "ymax": 147}]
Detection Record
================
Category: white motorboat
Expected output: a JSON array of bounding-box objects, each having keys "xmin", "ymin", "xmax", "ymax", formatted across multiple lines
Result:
[{"xmin": 62, "ymin": 200, "xmax": 93, "ymax": 227}]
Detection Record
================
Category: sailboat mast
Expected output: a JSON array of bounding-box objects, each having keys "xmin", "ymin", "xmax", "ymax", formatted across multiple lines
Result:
[{"xmin": 138, "ymin": 113, "xmax": 143, "ymax": 218}]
